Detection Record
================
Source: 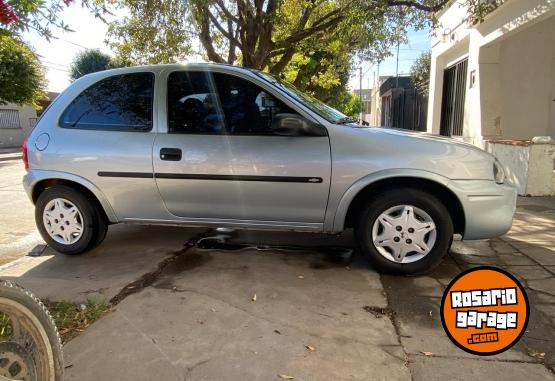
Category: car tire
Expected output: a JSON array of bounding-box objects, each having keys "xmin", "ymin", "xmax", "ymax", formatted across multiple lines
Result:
[
  {"xmin": 88, "ymin": 210, "xmax": 108, "ymax": 251},
  {"xmin": 35, "ymin": 185, "xmax": 107, "ymax": 255},
  {"xmin": 356, "ymin": 188, "xmax": 453, "ymax": 275},
  {"xmin": 0, "ymin": 280, "xmax": 64, "ymax": 380}
]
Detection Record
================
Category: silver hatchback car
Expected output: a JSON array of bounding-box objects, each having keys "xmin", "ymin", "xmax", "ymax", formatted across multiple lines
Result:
[{"xmin": 23, "ymin": 64, "xmax": 517, "ymax": 274}]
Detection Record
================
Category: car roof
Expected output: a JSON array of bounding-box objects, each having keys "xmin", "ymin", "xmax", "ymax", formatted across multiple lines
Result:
[{"xmin": 86, "ymin": 63, "xmax": 259, "ymax": 78}]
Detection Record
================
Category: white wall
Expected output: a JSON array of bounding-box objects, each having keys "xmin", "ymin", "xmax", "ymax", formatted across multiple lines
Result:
[
  {"xmin": 485, "ymin": 142, "xmax": 530, "ymax": 194},
  {"xmin": 0, "ymin": 104, "xmax": 37, "ymax": 148},
  {"xmin": 496, "ymin": 16, "xmax": 555, "ymax": 140}
]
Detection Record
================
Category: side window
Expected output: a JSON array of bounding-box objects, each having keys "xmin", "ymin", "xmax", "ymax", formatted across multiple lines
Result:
[
  {"xmin": 212, "ymin": 72, "xmax": 297, "ymax": 135},
  {"xmin": 60, "ymin": 73, "xmax": 154, "ymax": 131},
  {"xmin": 167, "ymin": 71, "xmax": 297, "ymax": 135},
  {"xmin": 167, "ymin": 71, "xmax": 225, "ymax": 134}
]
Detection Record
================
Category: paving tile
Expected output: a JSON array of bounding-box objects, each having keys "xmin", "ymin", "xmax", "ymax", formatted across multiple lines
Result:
[
  {"xmin": 499, "ymin": 253, "xmax": 538, "ymax": 266},
  {"xmin": 409, "ymin": 356, "xmax": 553, "ymax": 381},
  {"xmin": 527, "ymin": 278, "xmax": 555, "ymax": 296},
  {"xmin": 506, "ymin": 266, "xmax": 552, "ymax": 280},
  {"xmin": 524, "ymin": 248, "xmax": 555, "ymax": 266},
  {"xmin": 536, "ymin": 304, "xmax": 555, "ymax": 321}
]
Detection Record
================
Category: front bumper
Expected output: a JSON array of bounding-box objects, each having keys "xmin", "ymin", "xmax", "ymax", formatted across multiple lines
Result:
[{"xmin": 449, "ymin": 180, "xmax": 517, "ymax": 240}]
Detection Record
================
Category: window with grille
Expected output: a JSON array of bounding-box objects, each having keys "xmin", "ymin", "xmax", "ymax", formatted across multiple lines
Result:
[{"xmin": 0, "ymin": 110, "xmax": 21, "ymax": 129}]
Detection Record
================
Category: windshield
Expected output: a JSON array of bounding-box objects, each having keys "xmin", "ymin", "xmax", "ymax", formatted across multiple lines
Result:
[{"xmin": 254, "ymin": 71, "xmax": 350, "ymax": 124}]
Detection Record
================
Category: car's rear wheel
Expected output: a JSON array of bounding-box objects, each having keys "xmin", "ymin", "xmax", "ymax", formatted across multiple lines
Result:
[
  {"xmin": 35, "ymin": 186, "xmax": 107, "ymax": 255},
  {"xmin": 356, "ymin": 188, "xmax": 453, "ymax": 274}
]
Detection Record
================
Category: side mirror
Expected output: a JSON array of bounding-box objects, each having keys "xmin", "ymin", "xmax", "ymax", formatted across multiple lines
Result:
[{"xmin": 271, "ymin": 113, "xmax": 327, "ymax": 136}]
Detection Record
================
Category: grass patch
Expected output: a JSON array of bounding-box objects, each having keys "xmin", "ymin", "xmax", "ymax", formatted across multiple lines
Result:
[
  {"xmin": 44, "ymin": 299, "xmax": 110, "ymax": 343},
  {"xmin": 0, "ymin": 299, "xmax": 109, "ymax": 344},
  {"xmin": 0, "ymin": 312, "xmax": 13, "ymax": 340}
]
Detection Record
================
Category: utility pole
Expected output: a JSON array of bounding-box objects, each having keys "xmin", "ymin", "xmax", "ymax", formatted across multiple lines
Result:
[
  {"xmin": 395, "ymin": 39, "xmax": 400, "ymax": 89},
  {"xmin": 359, "ymin": 66, "xmax": 363, "ymax": 124}
]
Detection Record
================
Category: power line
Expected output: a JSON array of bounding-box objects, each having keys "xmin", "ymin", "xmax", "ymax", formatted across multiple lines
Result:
[
  {"xmin": 43, "ymin": 65, "xmax": 70, "ymax": 73},
  {"xmin": 42, "ymin": 60, "xmax": 69, "ymax": 69},
  {"xmin": 54, "ymin": 37, "xmax": 89, "ymax": 50}
]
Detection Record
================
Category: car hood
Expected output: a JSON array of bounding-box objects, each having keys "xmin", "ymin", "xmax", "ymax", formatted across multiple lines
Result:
[
  {"xmin": 356, "ymin": 126, "xmax": 485, "ymax": 151},
  {"xmin": 328, "ymin": 125, "xmax": 495, "ymax": 181}
]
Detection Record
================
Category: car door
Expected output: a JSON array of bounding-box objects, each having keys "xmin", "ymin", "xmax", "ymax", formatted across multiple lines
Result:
[{"xmin": 153, "ymin": 69, "xmax": 331, "ymax": 226}]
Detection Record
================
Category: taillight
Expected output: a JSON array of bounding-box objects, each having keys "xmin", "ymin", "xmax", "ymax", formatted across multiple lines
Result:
[{"xmin": 22, "ymin": 139, "xmax": 29, "ymax": 171}]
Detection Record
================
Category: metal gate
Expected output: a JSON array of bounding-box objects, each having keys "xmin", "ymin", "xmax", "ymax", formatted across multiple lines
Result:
[{"xmin": 440, "ymin": 59, "xmax": 468, "ymax": 136}]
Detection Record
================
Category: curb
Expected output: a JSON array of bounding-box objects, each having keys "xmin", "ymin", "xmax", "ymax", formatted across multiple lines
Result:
[{"xmin": 0, "ymin": 154, "xmax": 22, "ymax": 162}]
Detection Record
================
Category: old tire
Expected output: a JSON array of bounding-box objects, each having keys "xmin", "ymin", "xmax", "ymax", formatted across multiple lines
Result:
[
  {"xmin": 356, "ymin": 188, "xmax": 453, "ymax": 275},
  {"xmin": 0, "ymin": 280, "xmax": 63, "ymax": 380}
]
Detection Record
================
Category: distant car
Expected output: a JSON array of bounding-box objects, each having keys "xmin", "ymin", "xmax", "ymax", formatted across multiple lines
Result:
[{"xmin": 22, "ymin": 64, "xmax": 517, "ymax": 274}]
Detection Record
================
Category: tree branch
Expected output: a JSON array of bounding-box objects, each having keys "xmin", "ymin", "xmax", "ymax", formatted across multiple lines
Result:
[
  {"xmin": 275, "ymin": 14, "xmax": 344, "ymax": 48},
  {"xmin": 207, "ymin": 9, "xmax": 243, "ymax": 49},
  {"xmin": 387, "ymin": 0, "xmax": 450, "ymax": 12},
  {"xmin": 195, "ymin": 4, "xmax": 226, "ymax": 64},
  {"xmin": 214, "ymin": 0, "xmax": 240, "ymax": 23}
]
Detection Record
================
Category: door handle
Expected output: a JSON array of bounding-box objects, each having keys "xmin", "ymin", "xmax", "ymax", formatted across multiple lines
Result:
[{"xmin": 160, "ymin": 148, "xmax": 182, "ymax": 161}]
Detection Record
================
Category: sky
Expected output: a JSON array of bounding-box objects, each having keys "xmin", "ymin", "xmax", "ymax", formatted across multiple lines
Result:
[
  {"xmin": 347, "ymin": 27, "xmax": 431, "ymax": 91},
  {"xmin": 23, "ymin": 4, "xmax": 431, "ymax": 93}
]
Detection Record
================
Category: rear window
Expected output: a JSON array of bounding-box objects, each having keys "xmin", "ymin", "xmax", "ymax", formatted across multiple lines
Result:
[{"xmin": 60, "ymin": 72, "xmax": 154, "ymax": 131}]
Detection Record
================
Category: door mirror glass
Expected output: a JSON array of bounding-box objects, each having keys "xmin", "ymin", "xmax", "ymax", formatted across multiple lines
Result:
[{"xmin": 271, "ymin": 113, "xmax": 327, "ymax": 136}]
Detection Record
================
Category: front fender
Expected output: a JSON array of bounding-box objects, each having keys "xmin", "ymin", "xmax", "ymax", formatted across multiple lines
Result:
[
  {"xmin": 327, "ymin": 168, "xmax": 452, "ymax": 232},
  {"xmin": 23, "ymin": 169, "xmax": 119, "ymax": 223}
]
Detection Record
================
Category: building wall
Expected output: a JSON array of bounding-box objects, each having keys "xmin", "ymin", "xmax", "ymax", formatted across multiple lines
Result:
[
  {"xmin": 496, "ymin": 17, "xmax": 555, "ymax": 140},
  {"xmin": 0, "ymin": 104, "xmax": 37, "ymax": 148},
  {"xmin": 428, "ymin": 0, "xmax": 555, "ymax": 195},
  {"xmin": 427, "ymin": 0, "xmax": 555, "ymax": 145}
]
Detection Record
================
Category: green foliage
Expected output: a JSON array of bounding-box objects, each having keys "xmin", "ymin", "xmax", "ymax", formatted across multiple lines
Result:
[
  {"xmin": 466, "ymin": 0, "xmax": 506, "ymax": 24},
  {"xmin": 107, "ymin": 0, "xmax": 191, "ymax": 64},
  {"xmin": 340, "ymin": 92, "xmax": 361, "ymax": 119},
  {"xmin": 1, "ymin": 0, "xmax": 110, "ymax": 39},
  {"xmin": 69, "ymin": 49, "xmax": 113, "ymax": 80},
  {"xmin": 0, "ymin": 0, "xmax": 71, "ymax": 39},
  {"xmin": 410, "ymin": 50, "xmax": 431, "ymax": 96},
  {"xmin": 0, "ymin": 35, "xmax": 45, "ymax": 106},
  {"xmin": 333, "ymin": 92, "xmax": 361, "ymax": 118}
]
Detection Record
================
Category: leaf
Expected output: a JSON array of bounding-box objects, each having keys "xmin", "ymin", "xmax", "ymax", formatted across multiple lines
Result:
[
  {"xmin": 252, "ymin": 293, "xmax": 257, "ymax": 302},
  {"xmin": 421, "ymin": 351, "xmax": 434, "ymax": 357},
  {"xmin": 278, "ymin": 375, "xmax": 294, "ymax": 379},
  {"xmin": 527, "ymin": 349, "xmax": 546, "ymax": 359},
  {"xmin": 304, "ymin": 344, "xmax": 316, "ymax": 351}
]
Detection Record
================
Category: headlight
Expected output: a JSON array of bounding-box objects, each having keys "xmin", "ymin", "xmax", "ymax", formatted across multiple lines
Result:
[{"xmin": 493, "ymin": 158, "xmax": 505, "ymax": 184}]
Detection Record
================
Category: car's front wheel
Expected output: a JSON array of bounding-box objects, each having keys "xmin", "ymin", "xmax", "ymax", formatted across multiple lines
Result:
[
  {"xmin": 35, "ymin": 185, "xmax": 107, "ymax": 255},
  {"xmin": 356, "ymin": 189, "xmax": 453, "ymax": 274}
]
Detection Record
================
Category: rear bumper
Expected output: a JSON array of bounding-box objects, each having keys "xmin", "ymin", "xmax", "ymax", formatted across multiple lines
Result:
[
  {"xmin": 449, "ymin": 180, "xmax": 517, "ymax": 240},
  {"xmin": 22, "ymin": 172, "xmax": 34, "ymax": 202}
]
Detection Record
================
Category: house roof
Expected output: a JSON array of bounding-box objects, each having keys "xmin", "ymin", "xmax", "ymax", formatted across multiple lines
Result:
[{"xmin": 379, "ymin": 76, "xmax": 414, "ymax": 93}]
